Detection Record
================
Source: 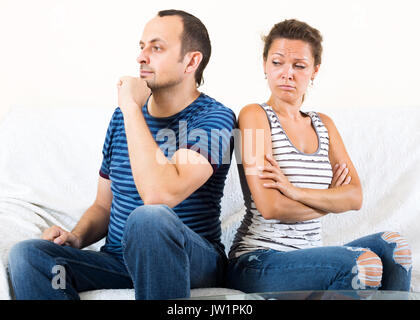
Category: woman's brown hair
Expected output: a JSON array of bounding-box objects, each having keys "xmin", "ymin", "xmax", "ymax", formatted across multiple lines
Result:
[{"xmin": 263, "ymin": 19, "xmax": 323, "ymax": 66}]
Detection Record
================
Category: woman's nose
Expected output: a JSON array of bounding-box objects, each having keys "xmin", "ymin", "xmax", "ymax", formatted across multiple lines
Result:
[{"xmin": 280, "ymin": 64, "xmax": 294, "ymax": 80}]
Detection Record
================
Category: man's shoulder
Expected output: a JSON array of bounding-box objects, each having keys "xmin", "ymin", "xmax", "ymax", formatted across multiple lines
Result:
[
  {"xmin": 107, "ymin": 107, "xmax": 124, "ymax": 127},
  {"xmin": 192, "ymin": 93, "xmax": 236, "ymax": 122},
  {"xmin": 108, "ymin": 106, "xmax": 123, "ymax": 121},
  {"xmin": 199, "ymin": 93, "xmax": 233, "ymax": 111}
]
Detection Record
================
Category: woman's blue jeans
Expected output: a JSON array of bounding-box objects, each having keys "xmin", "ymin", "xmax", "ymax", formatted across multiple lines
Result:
[
  {"xmin": 227, "ymin": 232, "xmax": 412, "ymax": 293},
  {"xmin": 7, "ymin": 204, "xmax": 227, "ymax": 300}
]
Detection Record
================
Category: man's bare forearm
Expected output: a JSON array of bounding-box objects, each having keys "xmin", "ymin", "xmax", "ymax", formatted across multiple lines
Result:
[
  {"xmin": 71, "ymin": 204, "xmax": 110, "ymax": 249},
  {"xmin": 122, "ymin": 106, "xmax": 181, "ymax": 203}
]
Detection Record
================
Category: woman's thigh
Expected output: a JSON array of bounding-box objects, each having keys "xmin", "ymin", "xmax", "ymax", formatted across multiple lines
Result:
[{"xmin": 226, "ymin": 246, "xmax": 382, "ymax": 293}]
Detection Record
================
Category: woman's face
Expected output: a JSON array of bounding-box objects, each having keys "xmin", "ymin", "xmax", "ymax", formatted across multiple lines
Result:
[{"xmin": 264, "ymin": 38, "xmax": 319, "ymax": 105}]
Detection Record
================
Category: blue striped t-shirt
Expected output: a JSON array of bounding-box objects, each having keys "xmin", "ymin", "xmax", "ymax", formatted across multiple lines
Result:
[{"xmin": 99, "ymin": 93, "xmax": 236, "ymax": 259}]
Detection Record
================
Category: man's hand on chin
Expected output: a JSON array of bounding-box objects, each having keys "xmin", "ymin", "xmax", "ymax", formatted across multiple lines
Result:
[{"xmin": 117, "ymin": 76, "xmax": 151, "ymax": 114}]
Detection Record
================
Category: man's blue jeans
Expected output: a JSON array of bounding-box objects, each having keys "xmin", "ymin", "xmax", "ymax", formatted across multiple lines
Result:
[
  {"xmin": 7, "ymin": 204, "xmax": 227, "ymax": 300},
  {"xmin": 227, "ymin": 232, "xmax": 412, "ymax": 293}
]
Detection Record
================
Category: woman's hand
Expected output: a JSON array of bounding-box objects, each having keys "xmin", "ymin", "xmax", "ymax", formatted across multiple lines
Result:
[
  {"xmin": 259, "ymin": 154, "xmax": 352, "ymax": 201},
  {"xmin": 330, "ymin": 163, "xmax": 351, "ymax": 188},
  {"xmin": 259, "ymin": 154, "xmax": 302, "ymax": 201}
]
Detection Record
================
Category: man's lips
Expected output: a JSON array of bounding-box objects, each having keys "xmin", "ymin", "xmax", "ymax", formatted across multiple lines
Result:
[{"xmin": 140, "ymin": 69, "xmax": 154, "ymax": 76}]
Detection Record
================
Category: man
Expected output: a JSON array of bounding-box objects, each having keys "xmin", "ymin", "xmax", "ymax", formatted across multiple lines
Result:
[{"xmin": 8, "ymin": 9, "xmax": 236, "ymax": 300}]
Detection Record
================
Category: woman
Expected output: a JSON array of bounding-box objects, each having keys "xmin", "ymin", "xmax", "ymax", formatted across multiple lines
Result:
[{"xmin": 227, "ymin": 19, "xmax": 412, "ymax": 293}]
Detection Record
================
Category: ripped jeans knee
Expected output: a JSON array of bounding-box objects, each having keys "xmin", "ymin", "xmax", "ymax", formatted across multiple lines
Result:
[
  {"xmin": 381, "ymin": 231, "xmax": 412, "ymax": 272},
  {"xmin": 348, "ymin": 247, "xmax": 383, "ymax": 289}
]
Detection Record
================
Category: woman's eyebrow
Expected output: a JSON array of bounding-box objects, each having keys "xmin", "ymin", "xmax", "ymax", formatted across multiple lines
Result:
[{"xmin": 272, "ymin": 53, "xmax": 308, "ymax": 61}]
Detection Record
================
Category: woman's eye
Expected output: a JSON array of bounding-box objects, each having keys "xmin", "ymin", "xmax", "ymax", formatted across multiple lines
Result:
[
  {"xmin": 272, "ymin": 61, "xmax": 282, "ymax": 65},
  {"xmin": 295, "ymin": 65, "xmax": 306, "ymax": 69},
  {"xmin": 153, "ymin": 46, "xmax": 161, "ymax": 51}
]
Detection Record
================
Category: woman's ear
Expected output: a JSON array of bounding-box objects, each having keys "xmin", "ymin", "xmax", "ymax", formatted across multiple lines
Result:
[
  {"xmin": 312, "ymin": 64, "xmax": 321, "ymax": 80},
  {"xmin": 263, "ymin": 59, "xmax": 267, "ymax": 76},
  {"xmin": 184, "ymin": 51, "xmax": 203, "ymax": 74}
]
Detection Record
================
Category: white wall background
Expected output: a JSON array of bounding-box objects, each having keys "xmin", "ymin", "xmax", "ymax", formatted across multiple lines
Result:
[{"xmin": 1, "ymin": 0, "xmax": 419, "ymax": 120}]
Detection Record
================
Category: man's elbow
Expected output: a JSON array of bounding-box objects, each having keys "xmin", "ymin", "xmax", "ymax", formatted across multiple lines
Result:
[{"xmin": 141, "ymin": 190, "xmax": 178, "ymax": 208}]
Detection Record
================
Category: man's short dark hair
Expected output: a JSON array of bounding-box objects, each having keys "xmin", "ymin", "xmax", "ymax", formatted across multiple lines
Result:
[{"xmin": 158, "ymin": 9, "xmax": 211, "ymax": 87}]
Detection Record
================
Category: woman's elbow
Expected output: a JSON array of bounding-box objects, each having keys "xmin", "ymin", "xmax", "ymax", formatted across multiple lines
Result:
[
  {"xmin": 354, "ymin": 193, "xmax": 363, "ymax": 211},
  {"xmin": 257, "ymin": 206, "xmax": 274, "ymax": 220},
  {"xmin": 334, "ymin": 187, "xmax": 363, "ymax": 213},
  {"xmin": 351, "ymin": 186, "xmax": 363, "ymax": 211},
  {"xmin": 254, "ymin": 202, "xmax": 277, "ymax": 220},
  {"xmin": 257, "ymin": 203, "xmax": 292, "ymax": 221}
]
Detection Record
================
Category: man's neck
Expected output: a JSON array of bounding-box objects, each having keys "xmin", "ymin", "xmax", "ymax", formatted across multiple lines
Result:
[{"xmin": 148, "ymin": 83, "xmax": 201, "ymax": 118}]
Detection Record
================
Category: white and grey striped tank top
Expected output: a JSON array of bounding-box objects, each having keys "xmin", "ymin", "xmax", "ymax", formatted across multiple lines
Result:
[{"xmin": 229, "ymin": 103, "xmax": 333, "ymax": 259}]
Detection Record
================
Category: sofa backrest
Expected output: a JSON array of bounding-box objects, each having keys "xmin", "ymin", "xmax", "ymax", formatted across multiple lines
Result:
[{"xmin": 1, "ymin": 105, "xmax": 419, "ymax": 267}]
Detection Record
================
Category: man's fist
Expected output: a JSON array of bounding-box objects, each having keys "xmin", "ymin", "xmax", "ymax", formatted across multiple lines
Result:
[
  {"xmin": 41, "ymin": 226, "xmax": 81, "ymax": 249},
  {"xmin": 117, "ymin": 76, "xmax": 151, "ymax": 113}
]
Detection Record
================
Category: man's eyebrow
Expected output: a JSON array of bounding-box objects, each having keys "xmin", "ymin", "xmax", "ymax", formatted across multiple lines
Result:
[{"xmin": 139, "ymin": 38, "xmax": 167, "ymax": 46}]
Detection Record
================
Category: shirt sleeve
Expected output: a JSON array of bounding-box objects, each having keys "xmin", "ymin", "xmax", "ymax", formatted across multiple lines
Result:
[
  {"xmin": 99, "ymin": 110, "xmax": 118, "ymax": 180},
  {"xmin": 181, "ymin": 106, "xmax": 237, "ymax": 174}
]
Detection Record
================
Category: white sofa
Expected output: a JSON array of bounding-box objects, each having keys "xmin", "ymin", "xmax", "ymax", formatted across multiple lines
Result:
[{"xmin": 0, "ymin": 104, "xmax": 419, "ymax": 299}]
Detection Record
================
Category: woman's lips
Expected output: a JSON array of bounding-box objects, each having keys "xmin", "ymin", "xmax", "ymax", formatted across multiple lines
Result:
[{"xmin": 278, "ymin": 85, "xmax": 295, "ymax": 91}]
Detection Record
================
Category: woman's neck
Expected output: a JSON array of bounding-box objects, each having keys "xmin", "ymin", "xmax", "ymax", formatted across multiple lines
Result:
[{"xmin": 267, "ymin": 95, "xmax": 304, "ymax": 121}]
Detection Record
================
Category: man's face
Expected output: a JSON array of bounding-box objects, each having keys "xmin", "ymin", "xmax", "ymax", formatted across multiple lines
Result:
[{"xmin": 137, "ymin": 15, "xmax": 186, "ymax": 91}]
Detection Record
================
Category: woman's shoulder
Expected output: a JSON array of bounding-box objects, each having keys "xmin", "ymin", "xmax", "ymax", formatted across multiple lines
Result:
[
  {"xmin": 312, "ymin": 111, "xmax": 342, "ymax": 138},
  {"xmin": 239, "ymin": 103, "xmax": 268, "ymax": 118},
  {"xmin": 238, "ymin": 103, "xmax": 272, "ymax": 129},
  {"xmin": 311, "ymin": 111, "xmax": 335, "ymax": 128}
]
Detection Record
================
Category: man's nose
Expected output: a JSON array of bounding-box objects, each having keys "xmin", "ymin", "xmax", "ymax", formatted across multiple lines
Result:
[{"xmin": 136, "ymin": 48, "xmax": 150, "ymax": 65}]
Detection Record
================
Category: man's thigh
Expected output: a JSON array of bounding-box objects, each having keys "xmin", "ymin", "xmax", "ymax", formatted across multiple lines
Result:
[{"xmin": 21, "ymin": 239, "xmax": 133, "ymax": 293}]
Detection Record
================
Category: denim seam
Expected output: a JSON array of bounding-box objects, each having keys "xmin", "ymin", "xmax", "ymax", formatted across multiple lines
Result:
[
  {"xmin": 55, "ymin": 257, "xmax": 131, "ymax": 279},
  {"xmin": 241, "ymin": 263, "xmax": 350, "ymax": 271},
  {"xmin": 238, "ymin": 248, "xmax": 366, "ymax": 271},
  {"xmin": 120, "ymin": 238, "xmax": 137, "ymax": 284},
  {"xmin": 120, "ymin": 239, "xmax": 130, "ymax": 274}
]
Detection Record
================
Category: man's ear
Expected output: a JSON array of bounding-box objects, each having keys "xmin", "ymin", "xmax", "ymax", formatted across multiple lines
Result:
[{"xmin": 184, "ymin": 51, "xmax": 203, "ymax": 74}]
